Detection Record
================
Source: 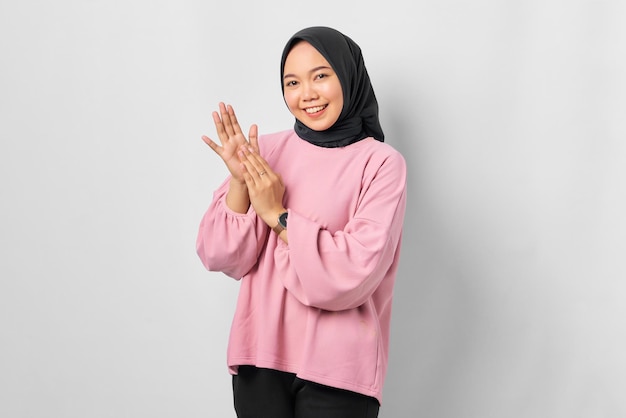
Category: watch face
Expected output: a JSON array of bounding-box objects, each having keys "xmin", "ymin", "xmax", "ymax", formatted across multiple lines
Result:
[{"xmin": 279, "ymin": 212, "xmax": 288, "ymax": 228}]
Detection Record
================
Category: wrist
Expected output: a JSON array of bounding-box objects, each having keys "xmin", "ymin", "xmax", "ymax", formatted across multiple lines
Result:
[
  {"xmin": 229, "ymin": 177, "xmax": 247, "ymax": 189},
  {"xmin": 226, "ymin": 178, "xmax": 250, "ymax": 214},
  {"xmin": 271, "ymin": 209, "xmax": 288, "ymax": 234}
]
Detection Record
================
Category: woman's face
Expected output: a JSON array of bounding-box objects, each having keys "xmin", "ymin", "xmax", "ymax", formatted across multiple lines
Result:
[{"xmin": 283, "ymin": 41, "xmax": 343, "ymax": 132}]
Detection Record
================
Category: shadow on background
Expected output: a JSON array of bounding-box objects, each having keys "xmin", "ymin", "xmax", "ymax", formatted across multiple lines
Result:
[{"xmin": 379, "ymin": 94, "xmax": 478, "ymax": 418}]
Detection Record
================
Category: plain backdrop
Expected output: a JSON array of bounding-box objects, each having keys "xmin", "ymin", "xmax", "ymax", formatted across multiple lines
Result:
[{"xmin": 1, "ymin": 1, "xmax": 625, "ymax": 417}]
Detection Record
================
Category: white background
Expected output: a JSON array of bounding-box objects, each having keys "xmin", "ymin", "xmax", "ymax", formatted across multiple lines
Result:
[{"xmin": 1, "ymin": 1, "xmax": 625, "ymax": 417}]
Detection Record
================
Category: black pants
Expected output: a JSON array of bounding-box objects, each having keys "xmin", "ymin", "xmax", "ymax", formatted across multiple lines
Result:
[{"xmin": 232, "ymin": 366, "xmax": 380, "ymax": 418}]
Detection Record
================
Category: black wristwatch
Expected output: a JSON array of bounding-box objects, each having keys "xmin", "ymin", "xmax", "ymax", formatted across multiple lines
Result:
[{"xmin": 272, "ymin": 211, "xmax": 288, "ymax": 234}]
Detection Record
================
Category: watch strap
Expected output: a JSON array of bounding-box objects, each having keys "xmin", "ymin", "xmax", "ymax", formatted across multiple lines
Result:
[
  {"xmin": 272, "ymin": 223, "xmax": 285, "ymax": 234},
  {"xmin": 272, "ymin": 211, "xmax": 288, "ymax": 234}
]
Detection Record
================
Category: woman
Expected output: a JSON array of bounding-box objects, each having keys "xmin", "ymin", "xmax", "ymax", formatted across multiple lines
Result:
[{"xmin": 197, "ymin": 26, "xmax": 407, "ymax": 418}]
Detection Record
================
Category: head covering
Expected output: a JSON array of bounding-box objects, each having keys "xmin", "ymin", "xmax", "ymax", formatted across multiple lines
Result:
[{"xmin": 280, "ymin": 26, "xmax": 384, "ymax": 148}]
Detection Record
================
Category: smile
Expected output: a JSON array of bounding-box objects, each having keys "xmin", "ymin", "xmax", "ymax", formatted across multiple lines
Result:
[{"xmin": 304, "ymin": 105, "xmax": 327, "ymax": 114}]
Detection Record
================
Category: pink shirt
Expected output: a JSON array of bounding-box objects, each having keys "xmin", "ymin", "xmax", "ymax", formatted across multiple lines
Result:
[{"xmin": 196, "ymin": 130, "xmax": 407, "ymax": 404}]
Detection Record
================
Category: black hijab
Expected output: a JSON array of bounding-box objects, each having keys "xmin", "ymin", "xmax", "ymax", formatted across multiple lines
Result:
[{"xmin": 280, "ymin": 26, "xmax": 384, "ymax": 148}]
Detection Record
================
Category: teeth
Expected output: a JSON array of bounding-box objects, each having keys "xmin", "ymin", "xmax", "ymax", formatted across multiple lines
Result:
[{"xmin": 305, "ymin": 105, "xmax": 326, "ymax": 114}]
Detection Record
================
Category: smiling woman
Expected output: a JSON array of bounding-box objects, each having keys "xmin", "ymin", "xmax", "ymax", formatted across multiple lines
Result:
[
  {"xmin": 282, "ymin": 41, "xmax": 344, "ymax": 132},
  {"xmin": 196, "ymin": 26, "xmax": 407, "ymax": 418},
  {"xmin": 279, "ymin": 27, "xmax": 385, "ymax": 149}
]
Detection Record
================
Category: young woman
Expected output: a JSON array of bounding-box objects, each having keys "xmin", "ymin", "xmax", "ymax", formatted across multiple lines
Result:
[{"xmin": 197, "ymin": 26, "xmax": 407, "ymax": 418}]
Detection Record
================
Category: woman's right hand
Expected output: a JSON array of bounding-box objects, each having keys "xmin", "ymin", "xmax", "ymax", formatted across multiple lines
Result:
[{"xmin": 201, "ymin": 102, "xmax": 259, "ymax": 184}]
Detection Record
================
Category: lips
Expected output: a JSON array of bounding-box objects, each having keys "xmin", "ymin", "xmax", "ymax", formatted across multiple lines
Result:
[{"xmin": 304, "ymin": 104, "xmax": 327, "ymax": 114}]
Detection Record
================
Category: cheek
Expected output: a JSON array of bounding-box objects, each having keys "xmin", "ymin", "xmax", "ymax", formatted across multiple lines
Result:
[
  {"xmin": 327, "ymin": 86, "xmax": 343, "ymax": 115},
  {"xmin": 325, "ymin": 82, "xmax": 343, "ymax": 109},
  {"xmin": 283, "ymin": 92, "xmax": 299, "ymax": 113}
]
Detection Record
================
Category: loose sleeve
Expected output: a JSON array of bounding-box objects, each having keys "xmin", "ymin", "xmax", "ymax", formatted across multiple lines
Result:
[
  {"xmin": 196, "ymin": 178, "xmax": 268, "ymax": 279},
  {"xmin": 274, "ymin": 151, "xmax": 407, "ymax": 311}
]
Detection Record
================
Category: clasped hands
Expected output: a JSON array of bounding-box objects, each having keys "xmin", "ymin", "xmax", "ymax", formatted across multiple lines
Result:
[{"xmin": 202, "ymin": 103, "xmax": 286, "ymax": 228}]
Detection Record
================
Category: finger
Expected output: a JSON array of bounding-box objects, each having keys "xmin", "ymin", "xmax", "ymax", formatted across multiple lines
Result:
[
  {"xmin": 240, "ymin": 147, "xmax": 268, "ymax": 176},
  {"xmin": 241, "ymin": 151, "xmax": 272, "ymax": 186},
  {"xmin": 241, "ymin": 160, "xmax": 261, "ymax": 186},
  {"xmin": 241, "ymin": 167, "xmax": 255, "ymax": 189},
  {"xmin": 202, "ymin": 135, "xmax": 219, "ymax": 151},
  {"xmin": 202, "ymin": 135, "xmax": 223, "ymax": 157},
  {"xmin": 219, "ymin": 102, "xmax": 235, "ymax": 137},
  {"xmin": 228, "ymin": 105, "xmax": 244, "ymax": 136},
  {"xmin": 238, "ymin": 149, "xmax": 258, "ymax": 173},
  {"xmin": 276, "ymin": 172, "xmax": 284, "ymax": 187},
  {"xmin": 249, "ymin": 124, "xmax": 259, "ymax": 152},
  {"xmin": 212, "ymin": 111, "xmax": 229, "ymax": 143},
  {"xmin": 246, "ymin": 147, "xmax": 272, "ymax": 175}
]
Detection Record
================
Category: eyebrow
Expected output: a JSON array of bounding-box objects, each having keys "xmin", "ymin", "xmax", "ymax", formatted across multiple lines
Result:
[{"xmin": 283, "ymin": 65, "xmax": 333, "ymax": 80}]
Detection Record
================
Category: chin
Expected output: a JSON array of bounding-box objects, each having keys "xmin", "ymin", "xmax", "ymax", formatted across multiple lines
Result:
[
  {"xmin": 300, "ymin": 117, "xmax": 337, "ymax": 132},
  {"xmin": 307, "ymin": 124, "xmax": 332, "ymax": 132}
]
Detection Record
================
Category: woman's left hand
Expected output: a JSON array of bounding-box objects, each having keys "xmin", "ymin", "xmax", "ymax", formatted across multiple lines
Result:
[{"xmin": 239, "ymin": 146, "xmax": 286, "ymax": 227}]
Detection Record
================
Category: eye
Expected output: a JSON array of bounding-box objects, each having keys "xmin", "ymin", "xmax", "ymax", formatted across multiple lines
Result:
[
  {"xmin": 285, "ymin": 80, "xmax": 298, "ymax": 87},
  {"xmin": 315, "ymin": 73, "xmax": 327, "ymax": 80}
]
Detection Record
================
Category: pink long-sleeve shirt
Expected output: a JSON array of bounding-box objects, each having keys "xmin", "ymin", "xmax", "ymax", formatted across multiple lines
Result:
[{"xmin": 196, "ymin": 129, "xmax": 407, "ymax": 404}]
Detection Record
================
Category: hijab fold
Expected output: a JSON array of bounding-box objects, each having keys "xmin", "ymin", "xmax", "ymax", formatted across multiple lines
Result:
[{"xmin": 280, "ymin": 27, "xmax": 384, "ymax": 148}]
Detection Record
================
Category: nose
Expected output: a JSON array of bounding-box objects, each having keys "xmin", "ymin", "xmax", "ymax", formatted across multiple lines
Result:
[{"xmin": 301, "ymin": 82, "xmax": 318, "ymax": 101}]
